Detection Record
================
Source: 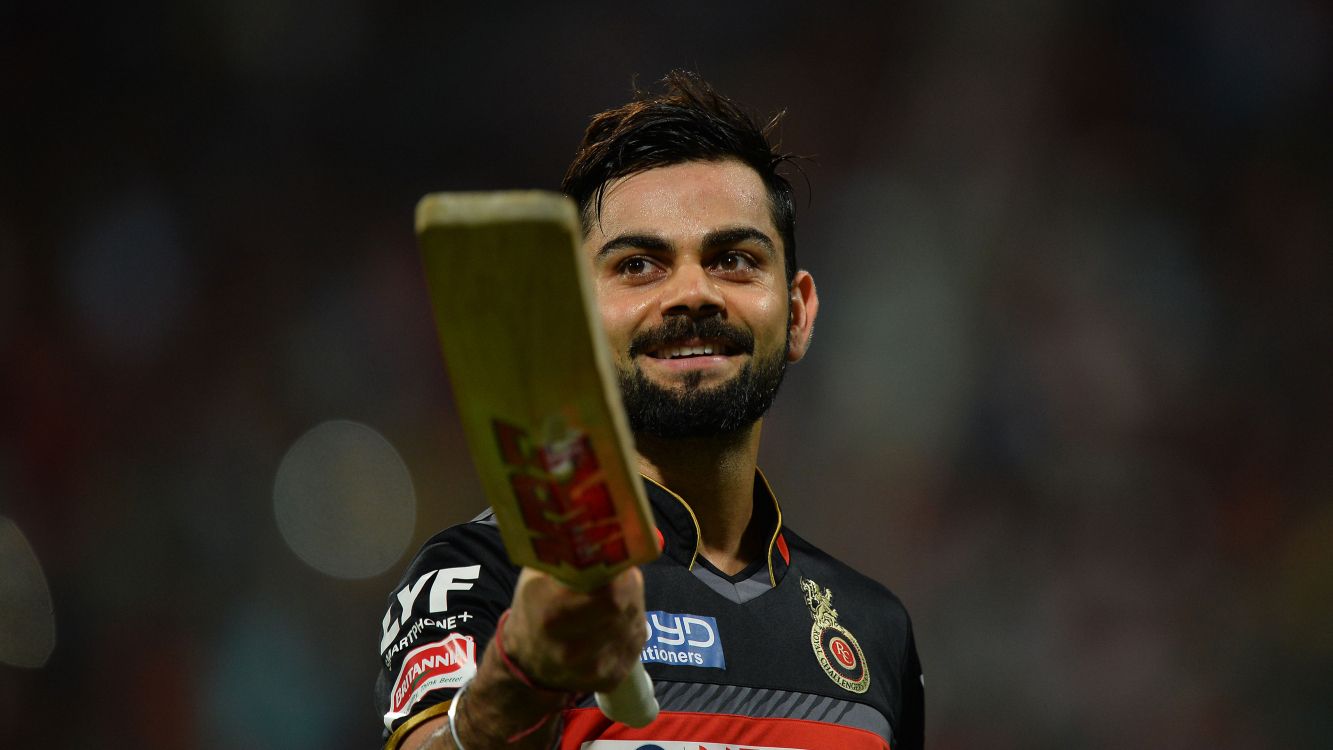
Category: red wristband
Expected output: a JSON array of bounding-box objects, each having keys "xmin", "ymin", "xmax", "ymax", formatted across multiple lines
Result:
[
  {"xmin": 492, "ymin": 609, "xmax": 573, "ymax": 743},
  {"xmin": 494, "ymin": 609, "xmax": 558, "ymax": 692}
]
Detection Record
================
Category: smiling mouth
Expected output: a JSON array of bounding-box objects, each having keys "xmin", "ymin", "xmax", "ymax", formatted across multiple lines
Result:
[{"xmin": 645, "ymin": 338, "xmax": 740, "ymax": 359}]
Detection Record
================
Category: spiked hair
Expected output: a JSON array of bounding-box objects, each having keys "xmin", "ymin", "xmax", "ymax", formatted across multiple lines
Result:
[{"xmin": 562, "ymin": 71, "xmax": 800, "ymax": 282}]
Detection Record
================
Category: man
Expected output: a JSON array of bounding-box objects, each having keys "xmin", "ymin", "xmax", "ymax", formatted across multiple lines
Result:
[{"xmin": 376, "ymin": 71, "xmax": 924, "ymax": 750}]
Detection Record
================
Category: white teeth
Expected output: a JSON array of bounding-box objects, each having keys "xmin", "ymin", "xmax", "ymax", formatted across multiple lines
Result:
[{"xmin": 662, "ymin": 344, "xmax": 720, "ymax": 359}]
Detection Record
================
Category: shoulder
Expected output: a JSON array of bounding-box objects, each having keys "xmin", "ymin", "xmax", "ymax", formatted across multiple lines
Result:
[
  {"xmin": 781, "ymin": 526, "xmax": 913, "ymax": 626},
  {"xmin": 376, "ymin": 509, "xmax": 518, "ymax": 737},
  {"xmin": 391, "ymin": 508, "xmax": 511, "ymax": 588},
  {"xmin": 421, "ymin": 507, "xmax": 504, "ymax": 550}
]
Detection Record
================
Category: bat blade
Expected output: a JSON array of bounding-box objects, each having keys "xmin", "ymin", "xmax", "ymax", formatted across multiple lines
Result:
[{"xmin": 416, "ymin": 191, "xmax": 660, "ymax": 727}]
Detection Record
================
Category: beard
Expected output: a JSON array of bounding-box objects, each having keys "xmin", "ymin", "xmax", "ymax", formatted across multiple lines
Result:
[{"xmin": 617, "ymin": 315, "xmax": 789, "ymax": 439}]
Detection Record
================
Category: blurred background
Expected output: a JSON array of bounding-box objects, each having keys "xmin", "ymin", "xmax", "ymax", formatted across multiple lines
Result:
[{"xmin": 2, "ymin": 1, "xmax": 1330, "ymax": 747}]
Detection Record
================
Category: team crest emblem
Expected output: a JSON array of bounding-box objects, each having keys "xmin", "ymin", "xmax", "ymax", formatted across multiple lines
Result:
[{"xmin": 801, "ymin": 577, "xmax": 870, "ymax": 694}]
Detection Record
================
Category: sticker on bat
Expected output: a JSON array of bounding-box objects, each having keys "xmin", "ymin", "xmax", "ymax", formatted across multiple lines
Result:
[{"xmin": 493, "ymin": 418, "xmax": 628, "ymax": 568}]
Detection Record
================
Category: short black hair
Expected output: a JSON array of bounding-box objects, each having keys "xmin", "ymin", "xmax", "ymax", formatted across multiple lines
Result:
[{"xmin": 561, "ymin": 71, "xmax": 800, "ymax": 283}]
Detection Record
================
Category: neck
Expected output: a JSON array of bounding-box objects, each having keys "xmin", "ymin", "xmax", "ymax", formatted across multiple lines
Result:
[{"xmin": 635, "ymin": 421, "xmax": 771, "ymax": 575}]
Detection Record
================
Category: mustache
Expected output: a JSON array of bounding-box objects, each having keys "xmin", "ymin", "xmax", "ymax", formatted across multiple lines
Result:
[{"xmin": 627, "ymin": 316, "xmax": 754, "ymax": 357}]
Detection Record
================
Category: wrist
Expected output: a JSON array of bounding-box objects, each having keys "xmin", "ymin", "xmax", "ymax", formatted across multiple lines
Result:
[
  {"xmin": 493, "ymin": 609, "xmax": 568, "ymax": 696},
  {"xmin": 452, "ymin": 613, "xmax": 573, "ymax": 748}
]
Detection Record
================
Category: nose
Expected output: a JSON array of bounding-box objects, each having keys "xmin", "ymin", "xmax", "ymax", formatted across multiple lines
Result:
[{"xmin": 659, "ymin": 262, "xmax": 725, "ymax": 318}]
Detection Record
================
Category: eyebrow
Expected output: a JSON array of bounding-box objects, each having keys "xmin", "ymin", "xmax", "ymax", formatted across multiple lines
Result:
[
  {"xmin": 595, "ymin": 226, "xmax": 777, "ymax": 261},
  {"xmin": 595, "ymin": 233, "xmax": 671, "ymax": 260}
]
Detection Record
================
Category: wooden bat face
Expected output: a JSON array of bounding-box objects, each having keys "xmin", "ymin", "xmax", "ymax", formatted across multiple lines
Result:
[{"xmin": 416, "ymin": 191, "xmax": 659, "ymax": 590}]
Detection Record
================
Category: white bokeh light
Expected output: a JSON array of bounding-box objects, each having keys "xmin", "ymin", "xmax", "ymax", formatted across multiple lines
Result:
[
  {"xmin": 273, "ymin": 420, "xmax": 416, "ymax": 579},
  {"xmin": 0, "ymin": 516, "xmax": 56, "ymax": 668}
]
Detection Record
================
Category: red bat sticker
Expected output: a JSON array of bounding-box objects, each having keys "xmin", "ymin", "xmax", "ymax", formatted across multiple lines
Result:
[{"xmin": 493, "ymin": 419, "xmax": 628, "ymax": 568}]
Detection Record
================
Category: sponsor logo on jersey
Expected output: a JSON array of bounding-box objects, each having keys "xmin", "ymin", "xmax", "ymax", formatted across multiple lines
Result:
[
  {"xmin": 640, "ymin": 611, "xmax": 724, "ymax": 669},
  {"xmin": 800, "ymin": 577, "xmax": 869, "ymax": 694},
  {"xmin": 579, "ymin": 742, "xmax": 805, "ymax": 749},
  {"xmin": 380, "ymin": 565, "xmax": 481, "ymax": 653},
  {"xmin": 382, "ymin": 611, "xmax": 475, "ymax": 668},
  {"xmin": 383, "ymin": 633, "xmax": 476, "ymax": 729}
]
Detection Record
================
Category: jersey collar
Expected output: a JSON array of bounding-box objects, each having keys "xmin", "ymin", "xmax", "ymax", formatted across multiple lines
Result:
[{"xmin": 640, "ymin": 468, "xmax": 791, "ymax": 586}]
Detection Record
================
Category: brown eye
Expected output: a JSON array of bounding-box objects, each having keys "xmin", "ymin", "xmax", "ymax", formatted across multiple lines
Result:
[
  {"xmin": 715, "ymin": 252, "xmax": 754, "ymax": 272},
  {"xmin": 622, "ymin": 257, "xmax": 649, "ymax": 275}
]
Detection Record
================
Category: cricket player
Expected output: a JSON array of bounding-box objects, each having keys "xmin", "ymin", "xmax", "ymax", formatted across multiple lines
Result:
[{"xmin": 377, "ymin": 71, "xmax": 924, "ymax": 750}]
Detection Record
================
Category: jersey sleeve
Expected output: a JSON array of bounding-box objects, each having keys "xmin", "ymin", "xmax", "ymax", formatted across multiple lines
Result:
[
  {"xmin": 374, "ymin": 517, "xmax": 517, "ymax": 745},
  {"xmin": 896, "ymin": 614, "xmax": 925, "ymax": 750}
]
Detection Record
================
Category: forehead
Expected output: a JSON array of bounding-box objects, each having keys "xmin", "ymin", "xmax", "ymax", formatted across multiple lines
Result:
[{"xmin": 591, "ymin": 159, "xmax": 777, "ymax": 241}]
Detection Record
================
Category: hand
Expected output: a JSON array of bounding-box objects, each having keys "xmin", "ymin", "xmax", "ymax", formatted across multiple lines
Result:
[{"xmin": 501, "ymin": 566, "xmax": 647, "ymax": 694}]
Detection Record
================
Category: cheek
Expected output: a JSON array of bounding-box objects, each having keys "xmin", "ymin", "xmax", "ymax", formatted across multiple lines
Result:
[
  {"xmin": 596, "ymin": 290, "xmax": 657, "ymax": 352},
  {"xmin": 749, "ymin": 293, "xmax": 794, "ymax": 352},
  {"xmin": 749, "ymin": 293, "xmax": 787, "ymax": 329}
]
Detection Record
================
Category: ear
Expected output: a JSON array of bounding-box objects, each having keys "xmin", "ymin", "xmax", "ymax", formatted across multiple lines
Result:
[{"xmin": 785, "ymin": 269, "xmax": 819, "ymax": 363}]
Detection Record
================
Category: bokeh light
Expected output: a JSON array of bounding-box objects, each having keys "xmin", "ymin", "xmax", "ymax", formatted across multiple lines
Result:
[
  {"xmin": 273, "ymin": 420, "xmax": 416, "ymax": 579},
  {"xmin": 0, "ymin": 517, "xmax": 56, "ymax": 669}
]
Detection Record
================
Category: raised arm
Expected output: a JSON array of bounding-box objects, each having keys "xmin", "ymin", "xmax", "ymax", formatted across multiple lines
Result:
[{"xmin": 392, "ymin": 566, "xmax": 647, "ymax": 750}]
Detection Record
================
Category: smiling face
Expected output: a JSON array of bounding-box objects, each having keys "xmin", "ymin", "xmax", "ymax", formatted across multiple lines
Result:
[{"xmin": 584, "ymin": 159, "xmax": 818, "ymax": 438}]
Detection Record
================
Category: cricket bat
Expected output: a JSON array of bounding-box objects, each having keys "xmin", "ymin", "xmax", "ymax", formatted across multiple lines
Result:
[{"xmin": 415, "ymin": 191, "xmax": 661, "ymax": 728}]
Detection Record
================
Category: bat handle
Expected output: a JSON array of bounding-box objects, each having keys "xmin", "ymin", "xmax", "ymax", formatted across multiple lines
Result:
[{"xmin": 594, "ymin": 661, "xmax": 658, "ymax": 727}]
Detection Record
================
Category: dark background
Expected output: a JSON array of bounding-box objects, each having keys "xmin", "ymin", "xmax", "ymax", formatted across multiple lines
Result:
[{"xmin": 3, "ymin": 1, "xmax": 1331, "ymax": 748}]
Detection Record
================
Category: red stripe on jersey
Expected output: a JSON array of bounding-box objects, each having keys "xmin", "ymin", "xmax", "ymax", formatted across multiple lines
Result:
[
  {"xmin": 559, "ymin": 707, "xmax": 890, "ymax": 749},
  {"xmin": 655, "ymin": 526, "xmax": 665, "ymax": 552}
]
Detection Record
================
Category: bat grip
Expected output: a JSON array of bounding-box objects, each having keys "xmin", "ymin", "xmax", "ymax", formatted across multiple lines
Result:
[{"xmin": 594, "ymin": 661, "xmax": 658, "ymax": 727}]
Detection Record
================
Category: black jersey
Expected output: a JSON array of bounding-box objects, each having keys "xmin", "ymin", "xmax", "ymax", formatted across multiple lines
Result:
[{"xmin": 375, "ymin": 472, "xmax": 924, "ymax": 749}]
